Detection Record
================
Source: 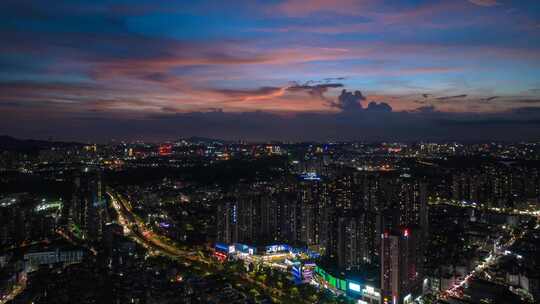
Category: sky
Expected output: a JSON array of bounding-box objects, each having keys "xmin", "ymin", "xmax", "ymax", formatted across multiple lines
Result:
[{"xmin": 1, "ymin": 0, "xmax": 540, "ymax": 142}]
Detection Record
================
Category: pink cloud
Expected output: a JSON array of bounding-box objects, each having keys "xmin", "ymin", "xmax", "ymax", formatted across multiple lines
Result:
[
  {"xmin": 468, "ymin": 0, "xmax": 499, "ymax": 7},
  {"xmin": 258, "ymin": 2, "xmax": 479, "ymax": 34},
  {"xmin": 275, "ymin": 0, "xmax": 371, "ymax": 16}
]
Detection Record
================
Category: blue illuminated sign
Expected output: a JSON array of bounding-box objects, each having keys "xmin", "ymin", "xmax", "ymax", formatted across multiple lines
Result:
[
  {"xmin": 235, "ymin": 243, "xmax": 256, "ymax": 255},
  {"xmin": 301, "ymin": 172, "xmax": 321, "ymax": 181},
  {"xmin": 292, "ymin": 265, "xmax": 302, "ymax": 279},
  {"xmin": 215, "ymin": 243, "xmax": 229, "ymax": 253},
  {"xmin": 266, "ymin": 244, "xmax": 289, "ymax": 253},
  {"xmin": 349, "ymin": 282, "xmax": 361, "ymax": 293}
]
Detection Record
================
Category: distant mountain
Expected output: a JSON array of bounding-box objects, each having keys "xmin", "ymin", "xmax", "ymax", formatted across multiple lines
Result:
[{"xmin": 0, "ymin": 135, "xmax": 83, "ymax": 152}]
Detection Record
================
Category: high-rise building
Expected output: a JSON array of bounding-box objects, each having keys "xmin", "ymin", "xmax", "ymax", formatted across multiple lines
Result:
[
  {"xmin": 216, "ymin": 200, "xmax": 238, "ymax": 244},
  {"xmin": 379, "ymin": 175, "xmax": 427, "ymax": 235},
  {"xmin": 336, "ymin": 210, "xmax": 376, "ymax": 270},
  {"xmin": 381, "ymin": 228, "xmax": 422, "ymax": 304},
  {"xmin": 216, "ymin": 176, "xmax": 329, "ymax": 248},
  {"xmin": 379, "ymin": 174, "xmax": 427, "ymax": 304},
  {"xmin": 70, "ymin": 169, "xmax": 107, "ymax": 241},
  {"xmin": 357, "ymin": 172, "xmax": 382, "ymax": 213},
  {"xmin": 297, "ymin": 176, "xmax": 328, "ymax": 248},
  {"xmin": 216, "ymin": 192, "xmax": 281, "ymax": 245},
  {"xmin": 329, "ymin": 174, "xmax": 355, "ymax": 210},
  {"xmin": 277, "ymin": 191, "xmax": 298, "ymax": 244}
]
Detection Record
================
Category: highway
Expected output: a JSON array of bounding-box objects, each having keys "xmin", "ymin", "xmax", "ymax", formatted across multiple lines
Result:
[
  {"xmin": 0, "ymin": 281, "xmax": 26, "ymax": 304},
  {"xmin": 106, "ymin": 190, "xmax": 296, "ymax": 302},
  {"xmin": 107, "ymin": 192, "xmax": 205, "ymax": 261},
  {"xmin": 441, "ymin": 229, "xmax": 524, "ymax": 300}
]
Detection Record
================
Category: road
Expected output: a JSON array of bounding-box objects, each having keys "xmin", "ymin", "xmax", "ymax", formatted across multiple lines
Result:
[
  {"xmin": 107, "ymin": 190, "xmax": 296, "ymax": 302},
  {"xmin": 108, "ymin": 192, "xmax": 208, "ymax": 261},
  {"xmin": 0, "ymin": 281, "xmax": 26, "ymax": 304},
  {"xmin": 434, "ymin": 200, "xmax": 540, "ymax": 218},
  {"xmin": 441, "ymin": 228, "xmax": 524, "ymax": 300},
  {"xmin": 56, "ymin": 228, "xmax": 98, "ymax": 256}
]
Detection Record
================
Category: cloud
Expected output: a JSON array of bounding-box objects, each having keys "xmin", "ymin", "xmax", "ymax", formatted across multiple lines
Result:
[
  {"xmin": 1, "ymin": 0, "xmax": 540, "ymax": 142},
  {"xmin": 215, "ymin": 87, "xmax": 283, "ymax": 98},
  {"xmin": 324, "ymin": 77, "xmax": 346, "ymax": 82},
  {"xmin": 320, "ymin": 89, "xmax": 393, "ymax": 113},
  {"xmin": 366, "ymin": 101, "xmax": 392, "ymax": 112},
  {"xmin": 287, "ymin": 82, "xmax": 344, "ymax": 101},
  {"xmin": 4, "ymin": 105, "xmax": 540, "ymax": 142},
  {"xmin": 414, "ymin": 105, "xmax": 437, "ymax": 113},
  {"xmin": 275, "ymin": 0, "xmax": 367, "ymax": 17},
  {"xmin": 468, "ymin": 0, "xmax": 500, "ymax": 7},
  {"xmin": 329, "ymin": 89, "xmax": 367, "ymax": 111},
  {"xmin": 484, "ymin": 96, "xmax": 499, "ymax": 101},
  {"xmin": 211, "ymin": 86, "xmax": 289, "ymax": 104},
  {"xmin": 513, "ymin": 99, "xmax": 540, "ymax": 104},
  {"xmin": 287, "ymin": 82, "xmax": 344, "ymax": 91},
  {"xmin": 436, "ymin": 94, "xmax": 468, "ymax": 101},
  {"xmin": 511, "ymin": 107, "xmax": 540, "ymax": 115}
]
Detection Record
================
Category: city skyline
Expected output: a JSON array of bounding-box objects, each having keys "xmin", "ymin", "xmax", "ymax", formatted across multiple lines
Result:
[
  {"xmin": 1, "ymin": 140, "xmax": 539, "ymax": 304},
  {"xmin": 1, "ymin": 0, "xmax": 540, "ymax": 141}
]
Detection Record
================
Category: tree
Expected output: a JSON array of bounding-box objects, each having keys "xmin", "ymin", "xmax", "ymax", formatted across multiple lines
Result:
[
  {"xmin": 421, "ymin": 294, "xmax": 438, "ymax": 304},
  {"xmin": 289, "ymin": 286, "xmax": 299, "ymax": 297}
]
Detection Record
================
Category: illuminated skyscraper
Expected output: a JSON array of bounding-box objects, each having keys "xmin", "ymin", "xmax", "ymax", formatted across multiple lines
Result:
[
  {"xmin": 379, "ymin": 174, "xmax": 427, "ymax": 304},
  {"xmin": 297, "ymin": 175, "xmax": 328, "ymax": 247},
  {"xmin": 70, "ymin": 169, "xmax": 107, "ymax": 241},
  {"xmin": 216, "ymin": 200, "xmax": 238, "ymax": 244},
  {"xmin": 379, "ymin": 175, "xmax": 428, "ymax": 237},
  {"xmin": 381, "ymin": 228, "xmax": 421, "ymax": 304},
  {"xmin": 336, "ymin": 210, "xmax": 376, "ymax": 270},
  {"xmin": 329, "ymin": 174, "xmax": 355, "ymax": 210},
  {"xmin": 216, "ymin": 192, "xmax": 281, "ymax": 244}
]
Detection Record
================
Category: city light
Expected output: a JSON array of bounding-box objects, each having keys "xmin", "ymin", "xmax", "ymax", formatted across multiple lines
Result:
[
  {"xmin": 2, "ymin": 136, "xmax": 539, "ymax": 304},
  {"xmin": 349, "ymin": 282, "xmax": 361, "ymax": 292}
]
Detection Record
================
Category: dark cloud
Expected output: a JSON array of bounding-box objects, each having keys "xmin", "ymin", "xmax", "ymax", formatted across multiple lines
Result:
[
  {"xmin": 439, "ymin": 118, "xmax": 540, "ymax": 126},
  {"xmin": 511, "ymin": 107, "xmax": 540, "ymax": 115},
  {"xmin": 287, "ymin": 82, "xmax": 343, "ymax": 101},
  {"xmin": 468, "ymin": 0, "xmax": 499, "ymax": 7},
  {"xmin": 214, "ymin": 87, "xmax": 282, "ymax": 98},
  {"xmin": 0, "ymin": 101, "xmax": 26, "ymax": 108},
  {"xmin": 436, "ymin": 94, "xmax": 468, "ymax": 101},
  {"xmin": 3, "ymin": 77, "xmax": 538, "ymax": 142},
  {"xmin": 329, "ymin": 89, "xmax": 366, "ymax": 111},
  {"xmin": 366, "ymin": 101, "xmax": 392, "ymax": 112},
  {"xmin": 328, "ymin": 90, "xmax": 392, "ymax": 113},
  {"xmin": 142, "ymin": 73, "xmax": 172, "ymax": 82},
  {"xmin": 0, "ymin": 80, "xmax": 156, "ymax": 113},
  {"xmin": 287, "ymin": 83, "xmax": 343, "ymax": 91},
  {"xmin": 513, "ymin": 99, "xmax": 540, "ymax": 104},
  {"xmin": 323, "ymin": 77, "xmax": 346, "ymax": 82},
  {"xmin": 0, "ymin": 81, "xmax": 99, "ymax": 93},
  {"xmin": 4, "ymin": 106, "xmax": 538, "ymax": 142},
  {"xmin": 484, "ymin": 96, "xmax": 499, "ymax": 101},
  {"xmin": 414, "ymin": 105, "xmax": 437, "ymax": 113}
]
